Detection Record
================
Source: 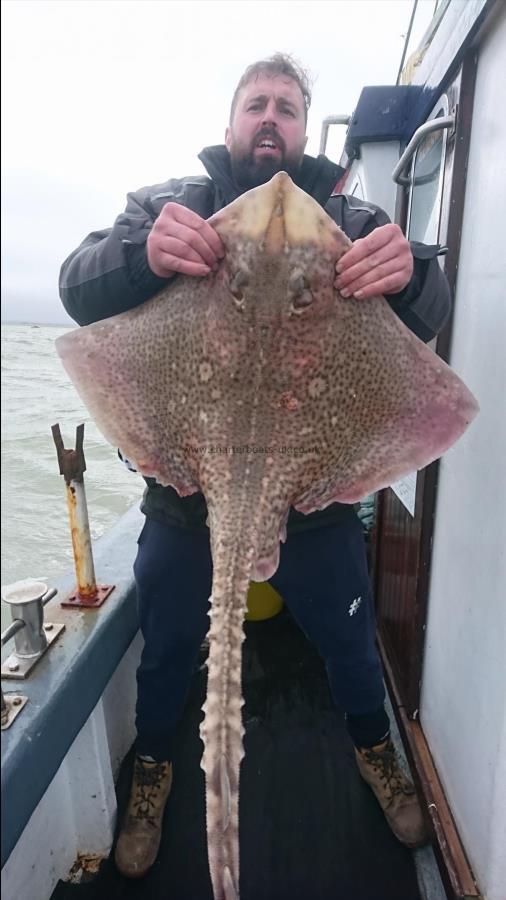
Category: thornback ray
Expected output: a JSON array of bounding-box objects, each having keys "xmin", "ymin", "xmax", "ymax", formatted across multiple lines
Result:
[{"xmin": 55, "ymin": 171, "xmax": 479, "ymax": 899}]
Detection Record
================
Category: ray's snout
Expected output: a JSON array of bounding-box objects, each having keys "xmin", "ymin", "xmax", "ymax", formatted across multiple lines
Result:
[
  {"xmin": 263, "ymin": 172, "xmax": 346, "ymax": 255},
  {"xmin": 210, "ymin": 171, "xmax": 348, "ymax": 262}
]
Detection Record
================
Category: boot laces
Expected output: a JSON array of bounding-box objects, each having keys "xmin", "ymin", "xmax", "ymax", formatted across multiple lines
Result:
[
  {"xmin": 363, "ymin": 742, "xmax": 413, "ymax": 804},
  {"xmin": 131, "ymin": 760, "xmax": 169, "ymax": 822}
]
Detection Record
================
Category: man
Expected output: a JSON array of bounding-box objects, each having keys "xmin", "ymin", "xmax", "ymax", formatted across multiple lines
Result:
[{"xmin": 60, "ymin": 54, "xmax": 450, "ymax": 878}]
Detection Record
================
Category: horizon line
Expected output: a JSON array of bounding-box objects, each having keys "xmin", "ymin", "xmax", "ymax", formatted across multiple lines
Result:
[{"xmin": 1, "ymin": 320, "xmax": 72, "ymax": 327}]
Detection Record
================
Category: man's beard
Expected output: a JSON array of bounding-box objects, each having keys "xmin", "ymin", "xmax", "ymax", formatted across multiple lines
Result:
[{"xmin": 229, "ymin": 141, "xmax": 304, "ymax": 192}]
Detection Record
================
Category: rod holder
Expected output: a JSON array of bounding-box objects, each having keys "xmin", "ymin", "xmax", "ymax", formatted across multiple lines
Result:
[{"xmin": 51, "ymin": 424, "xmax": 115, "ymax": 608}]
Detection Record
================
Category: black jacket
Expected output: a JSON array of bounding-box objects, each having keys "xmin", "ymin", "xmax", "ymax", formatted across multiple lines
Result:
[{"xmin": 59, "ymin": 145, "xmax": 451, "ymax": 533}]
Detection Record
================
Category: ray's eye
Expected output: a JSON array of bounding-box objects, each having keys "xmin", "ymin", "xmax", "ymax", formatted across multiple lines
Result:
[
  {"xmin": 288, "ymin": 270, "xmax": 313, "ymax": 313},
  {"xmin": 228, "ymin": 269, "xmax": 249, "ymax": 307}
]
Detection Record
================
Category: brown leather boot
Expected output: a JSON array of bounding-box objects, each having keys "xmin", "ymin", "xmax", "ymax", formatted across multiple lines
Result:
[
  {"xmin": 114, "ymin": 757, "xmax": 173, "ymax": 878},
  {"xmin": 355, "ymin": 737, "xmax": 429, "ymax": 848}
]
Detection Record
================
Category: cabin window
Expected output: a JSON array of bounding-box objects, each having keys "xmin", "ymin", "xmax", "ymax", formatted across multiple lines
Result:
[{"xmin": 406, "ymin": 99, "xmax": 449, "ymax": 245}]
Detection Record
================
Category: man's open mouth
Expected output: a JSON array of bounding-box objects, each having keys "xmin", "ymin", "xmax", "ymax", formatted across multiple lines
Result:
[
  {"xmin": 253, "ymin": 133, "xmax": 283, "ymax": 154},
  {"xmin": 254, "ymin": 141, "xmax": 283, "ymax": 160},
  {"xmin": 256, "ymin": 139, "xmax": 279, "ymax": 150}
]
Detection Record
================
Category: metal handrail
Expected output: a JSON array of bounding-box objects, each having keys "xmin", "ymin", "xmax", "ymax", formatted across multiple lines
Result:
[
  {"xmin": 392, "ymin": 114, "xmax": 455, "ymax": 185},
  {"xmin": 319, "ymin": 115, "xmax": 351, "ymax": 156}
]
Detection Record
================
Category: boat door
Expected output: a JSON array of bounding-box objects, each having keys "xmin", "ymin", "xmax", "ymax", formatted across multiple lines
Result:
[{"xmin": 372, "ymin": 54, "xmax": 478, "ymax": 717}]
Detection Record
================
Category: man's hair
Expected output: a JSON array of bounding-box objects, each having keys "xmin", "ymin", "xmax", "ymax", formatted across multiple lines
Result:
[{"xmin": 229, "ymin": 53, "xmax": 312, "ymax": 125}]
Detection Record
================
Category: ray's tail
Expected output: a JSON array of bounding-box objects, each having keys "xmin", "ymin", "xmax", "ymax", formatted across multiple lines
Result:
[{"xmin": 200, "ymin": 529, "xmax": 257, "ymax": 900}]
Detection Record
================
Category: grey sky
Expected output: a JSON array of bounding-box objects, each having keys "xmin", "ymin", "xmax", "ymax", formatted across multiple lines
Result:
[{"xmin": 1, "ymin": 0, "xmax": 435, "ymax": 325}]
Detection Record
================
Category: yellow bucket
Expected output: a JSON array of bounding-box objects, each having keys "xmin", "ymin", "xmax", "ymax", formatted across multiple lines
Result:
[{"xmin": 245, "ymin": 581, "xmax": 284, "ymax": 621}]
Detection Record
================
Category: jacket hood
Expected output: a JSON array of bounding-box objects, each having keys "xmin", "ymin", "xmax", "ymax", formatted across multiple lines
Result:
[{"xmin": 198, "ymin": 144, "xmax": 345, "ymax": 210}]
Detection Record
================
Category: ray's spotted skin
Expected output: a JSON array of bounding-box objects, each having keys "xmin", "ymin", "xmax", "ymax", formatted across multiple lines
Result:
[{"xmin": 56, "ymin": 172, "xmax": 479, "ymax": 900}]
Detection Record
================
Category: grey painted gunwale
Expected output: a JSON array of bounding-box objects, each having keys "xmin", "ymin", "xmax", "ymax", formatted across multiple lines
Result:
[{"xmin": 1, "ymin": 504, "xmax": 144, "ymax": 867}]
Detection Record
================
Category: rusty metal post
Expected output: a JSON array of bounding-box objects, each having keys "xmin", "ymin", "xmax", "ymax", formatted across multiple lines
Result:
[{"xmin": 52, "ymin": 423, "xmax": 114, "ymax": 608}]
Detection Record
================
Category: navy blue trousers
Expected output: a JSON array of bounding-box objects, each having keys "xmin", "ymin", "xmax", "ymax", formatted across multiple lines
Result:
[{"xmin": 133, "ymin": 512, "xmax": 388, "ymax": 761}]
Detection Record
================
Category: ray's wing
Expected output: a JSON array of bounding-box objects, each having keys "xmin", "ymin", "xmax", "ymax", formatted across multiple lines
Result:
[
  {"xmin": 287, "ymin": 292, "xmax": 479, "ymax": 511},
  {"xmin": 56, "ymin": 277, "xmax": 218, "ymax": 494}
]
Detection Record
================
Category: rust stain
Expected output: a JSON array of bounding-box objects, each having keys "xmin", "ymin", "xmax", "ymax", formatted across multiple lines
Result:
[
  {"xmin": 66, "ymin": 498, "xmax": 97, "ymax": 596},
  {"xmin": 77, "ymin": 585, "xmax": 99, "ymax": 600},
  {"xmin": 67, "ymin": 853, "xmax": 104, "ymax": 883}
]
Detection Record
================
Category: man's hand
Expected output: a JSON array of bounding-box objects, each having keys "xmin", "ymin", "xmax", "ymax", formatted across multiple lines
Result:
[
  {"xmin": 146, "ymin": 202, "xmax": 225, "ymax": 278},
  {"xmin": 334, "ymin": 224, "xmax": 413, "ymax": 299}
]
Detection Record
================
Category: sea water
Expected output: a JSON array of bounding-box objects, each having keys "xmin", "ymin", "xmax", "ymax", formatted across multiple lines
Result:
[{"xmin": 1, "ymin": 323, "xmax": 144, "ymax": 629}]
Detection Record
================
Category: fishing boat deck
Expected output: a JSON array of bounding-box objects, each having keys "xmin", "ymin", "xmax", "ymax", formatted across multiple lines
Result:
[{"xmin": 50, "ymin": 604, "xmax": 435, "ymax": 900}]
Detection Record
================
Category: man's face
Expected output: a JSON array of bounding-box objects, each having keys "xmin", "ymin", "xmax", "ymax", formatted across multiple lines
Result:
[{"xmin": 225, "ymin": 73, "xmax": 308, "ymax": 191}]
